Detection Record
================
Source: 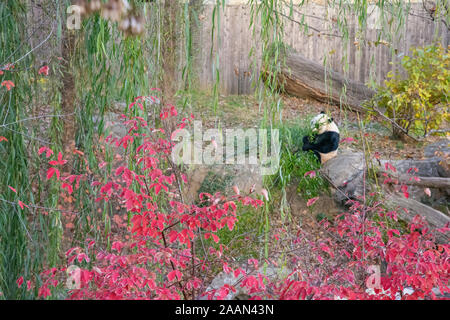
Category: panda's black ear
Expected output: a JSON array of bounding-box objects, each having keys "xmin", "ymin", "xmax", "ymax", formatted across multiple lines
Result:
[{"xmin": 320, "ymin": 111, "xmax": 325, "ymax": 114}]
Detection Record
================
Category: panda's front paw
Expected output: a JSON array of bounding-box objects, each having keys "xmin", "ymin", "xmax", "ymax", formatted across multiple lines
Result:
[
  {"xmin": 302, "ymin": 136, "xmax": 311, "ymax": 151},
  {"xmin": 302, "ymin": 136, "xmax": 309, "ymax": 144}
]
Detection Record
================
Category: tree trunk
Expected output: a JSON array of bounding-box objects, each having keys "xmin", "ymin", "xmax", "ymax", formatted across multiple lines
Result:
[
  {"xmin": 273, "ymin": 52, "xmax": 375, "ymax": 113},
  {"xmin": 392, "ymin": 125, "xmax": 408, "ymax": 141},
  {"xmin": 61, "ymin": 28, "xmax": 76, "ymax": 153},
  {"xmin": 161, "ymin": 0, "xmax": 179, "ymax": 102}
]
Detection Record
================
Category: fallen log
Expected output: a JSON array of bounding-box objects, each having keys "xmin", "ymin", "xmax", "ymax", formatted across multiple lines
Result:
[
  {"xmin": 386, "ymin": 194, "xmax": 449, "ymax": 244},
  {"xmin": 378, "ymin": 172, "xmax": 450, "ymax": 189},
  {"xmin": 275, "ymin": 52, "xmax": 375, "ymax": 113}
]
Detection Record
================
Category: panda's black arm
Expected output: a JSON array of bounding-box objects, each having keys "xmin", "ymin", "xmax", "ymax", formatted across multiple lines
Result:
[{"xmin": 302, "ymin": 132, "xmax": 339, "ymax": 153}]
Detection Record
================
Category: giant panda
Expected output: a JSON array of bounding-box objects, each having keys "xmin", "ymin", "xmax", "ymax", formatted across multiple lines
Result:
[{"xmin": 302, "ymin": 111, "xmax": 339, "ymax": 164}]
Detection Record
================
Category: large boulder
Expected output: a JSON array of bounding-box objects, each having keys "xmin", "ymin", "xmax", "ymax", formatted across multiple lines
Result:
[{"xmin": 320, "ymin": 150, "xmax": 366, "ymax": 204}]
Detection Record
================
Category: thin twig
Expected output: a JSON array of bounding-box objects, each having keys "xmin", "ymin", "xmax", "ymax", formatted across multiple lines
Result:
[
  {"xmin": 0, "ymin": 112, "xmax": 76, "ymax": 128},
  {"xmin": 2, "ymin": 22, "xmax": 55, "ymax": 70}
]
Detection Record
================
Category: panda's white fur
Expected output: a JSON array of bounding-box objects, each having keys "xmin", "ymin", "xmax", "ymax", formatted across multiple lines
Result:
[
  {"xmin": 319, "ymin": 149, "xmax": 337, "ymax": 163},
  {"xmin": 310, "ymin": 113, "xmax": 339, "ymax": 135}
]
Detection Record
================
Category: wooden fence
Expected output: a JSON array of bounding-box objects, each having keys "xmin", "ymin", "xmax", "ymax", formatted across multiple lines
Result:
[{"xmin": 191, "ymin": 2, "xmax": 449, "ymax": 95}]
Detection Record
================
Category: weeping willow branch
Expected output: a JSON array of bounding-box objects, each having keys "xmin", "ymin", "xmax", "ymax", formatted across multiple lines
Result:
[{"xmin": 273, "ymin": 8, "xmax": 343, "ymax": 38}]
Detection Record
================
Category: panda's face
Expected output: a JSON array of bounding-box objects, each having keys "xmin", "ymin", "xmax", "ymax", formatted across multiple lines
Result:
[{"xmin": 310, "ymin": 113, "xmax": 339, "ymax": 135}]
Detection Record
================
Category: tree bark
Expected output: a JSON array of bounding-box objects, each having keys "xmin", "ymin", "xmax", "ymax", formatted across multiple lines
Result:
[{"xmin": 273, "ymin": 52, "xmax": 375, "ymax": 113}]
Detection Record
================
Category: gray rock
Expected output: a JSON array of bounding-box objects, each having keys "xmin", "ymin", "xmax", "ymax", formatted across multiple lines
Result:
[
  {"xmin": 322, "ymin": 151, "xmax": 365, "ymax": 187},
  {"xmin": 321, "ymin": 151, "xmax": 366, "ymax": 203},
  {"xmin": 424, "ymin": 139, "xmax": 450, "ymax": 158},
  {"xmin": 93, "ymin": 112, "xmax": 128, "ymax": 140},
  {"xmin": 200, "ymin": 264, "xmax": 291, "ymax": 300}
]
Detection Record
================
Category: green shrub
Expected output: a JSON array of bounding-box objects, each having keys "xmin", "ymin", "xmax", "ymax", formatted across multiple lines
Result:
[{"xmin": 369, "ymin": 44, "xmax": 449, "ymax": 138}]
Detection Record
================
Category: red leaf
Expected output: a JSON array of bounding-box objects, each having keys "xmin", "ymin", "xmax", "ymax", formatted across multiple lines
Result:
[
  {"xmin": 115, "ymin": 166, "xmax": 124, "ymax": 176},
  {"xmin": 169, "ymin": 105, "xmax": 178, "ymax": 116},
  {"xmin": 168, "ymin": 230, "xmax": 178, "ymax": 243},
  {"xmin": 341, "ymin": 250, "xmax": 350, "ymax": 259},
  {"xmin": 340, "ymin": 137, "xmax": 356, "ymax": 143},
  {"xmin": 211, "ymin": 233, "xmax": 219, "ymax": 243},
  {"xmin": 57, "ymin": 152, "xmax": 67, "ymax": 165},
  {"xmin": 0, "ymin": 136, "xmax": 8, "ymax": 142},
  {"xmin": 73, "ymin": 149, "xmax": 84, "ymax": 156},
  {"xmin": 77, "ymin": 253, "xmax": 90, "ymax": 263},
  {"xmin": 16, "ymin": 277, "xmax": 24, "ymax": 288},
  {"xmin": 226, "ymin": 217, "xmax": 236, "ymax": 231},
  {"xmin": 1, "ymin": 80, "xmax": 14, "ymax": 91},
  {"xmin": 154, "ymin": 184, "xmax": 162, "ymax": 195},
  {"xmin": 317, "ymin": 255, "xmax": 323, "ymax": 264},
  {"xmin": 320, "ymin": 244, "xmax": 334, "ymax": 257},
  {"xmin": 388, "ymin": 229, "xmax": 400, "ymax": 238},
  {"xmin": 168, "ymin": 270, "xmax": 182, "ymax": 282},
  {"xmin": 48, "ymin": 153, "xmax": 66, "ymax": 166},
  {"xmin": 248, "ymin": 259, "xmax": 258, "ymax": 269},
  {"xmin": 111, "ymin": 241, "xmax": 124, "ymax": 252},
  {"xmin": 385, "ymin": 162, "xmax": 397, "ymax": 172},
  {"xmin": 304, "ymin": 170, "xmax": 316, "ymax": 178},
  {"xmin": 61, "ymin": 183, "xmax": 73, "ymax": 194},
  {"xmin": 8, "ymin": 186, "xmax": 17, "ymax": 193},
  {"xmin": 307, "ymin": 197, "xmax": 319, "ymax": 207},
  {"xmin": 18, "ymin": 200, "xmax": 29, "ymax": 209},
  {"xmin": 46, "ymin": 167, "xmax": 60, "ymax": 180},
  {"xmin": 38, "ymin": 146, "xmax": 53, "ymax": 158},
  {"xmin": 38, "ymin": 65, "xmax": 49, "ymax": 76}
]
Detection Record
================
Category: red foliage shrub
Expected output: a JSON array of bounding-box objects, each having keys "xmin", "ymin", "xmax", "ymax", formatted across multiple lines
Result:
[{"xmin": 37, "ymin": 96, "xmax": 449, "ymax": 300}]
